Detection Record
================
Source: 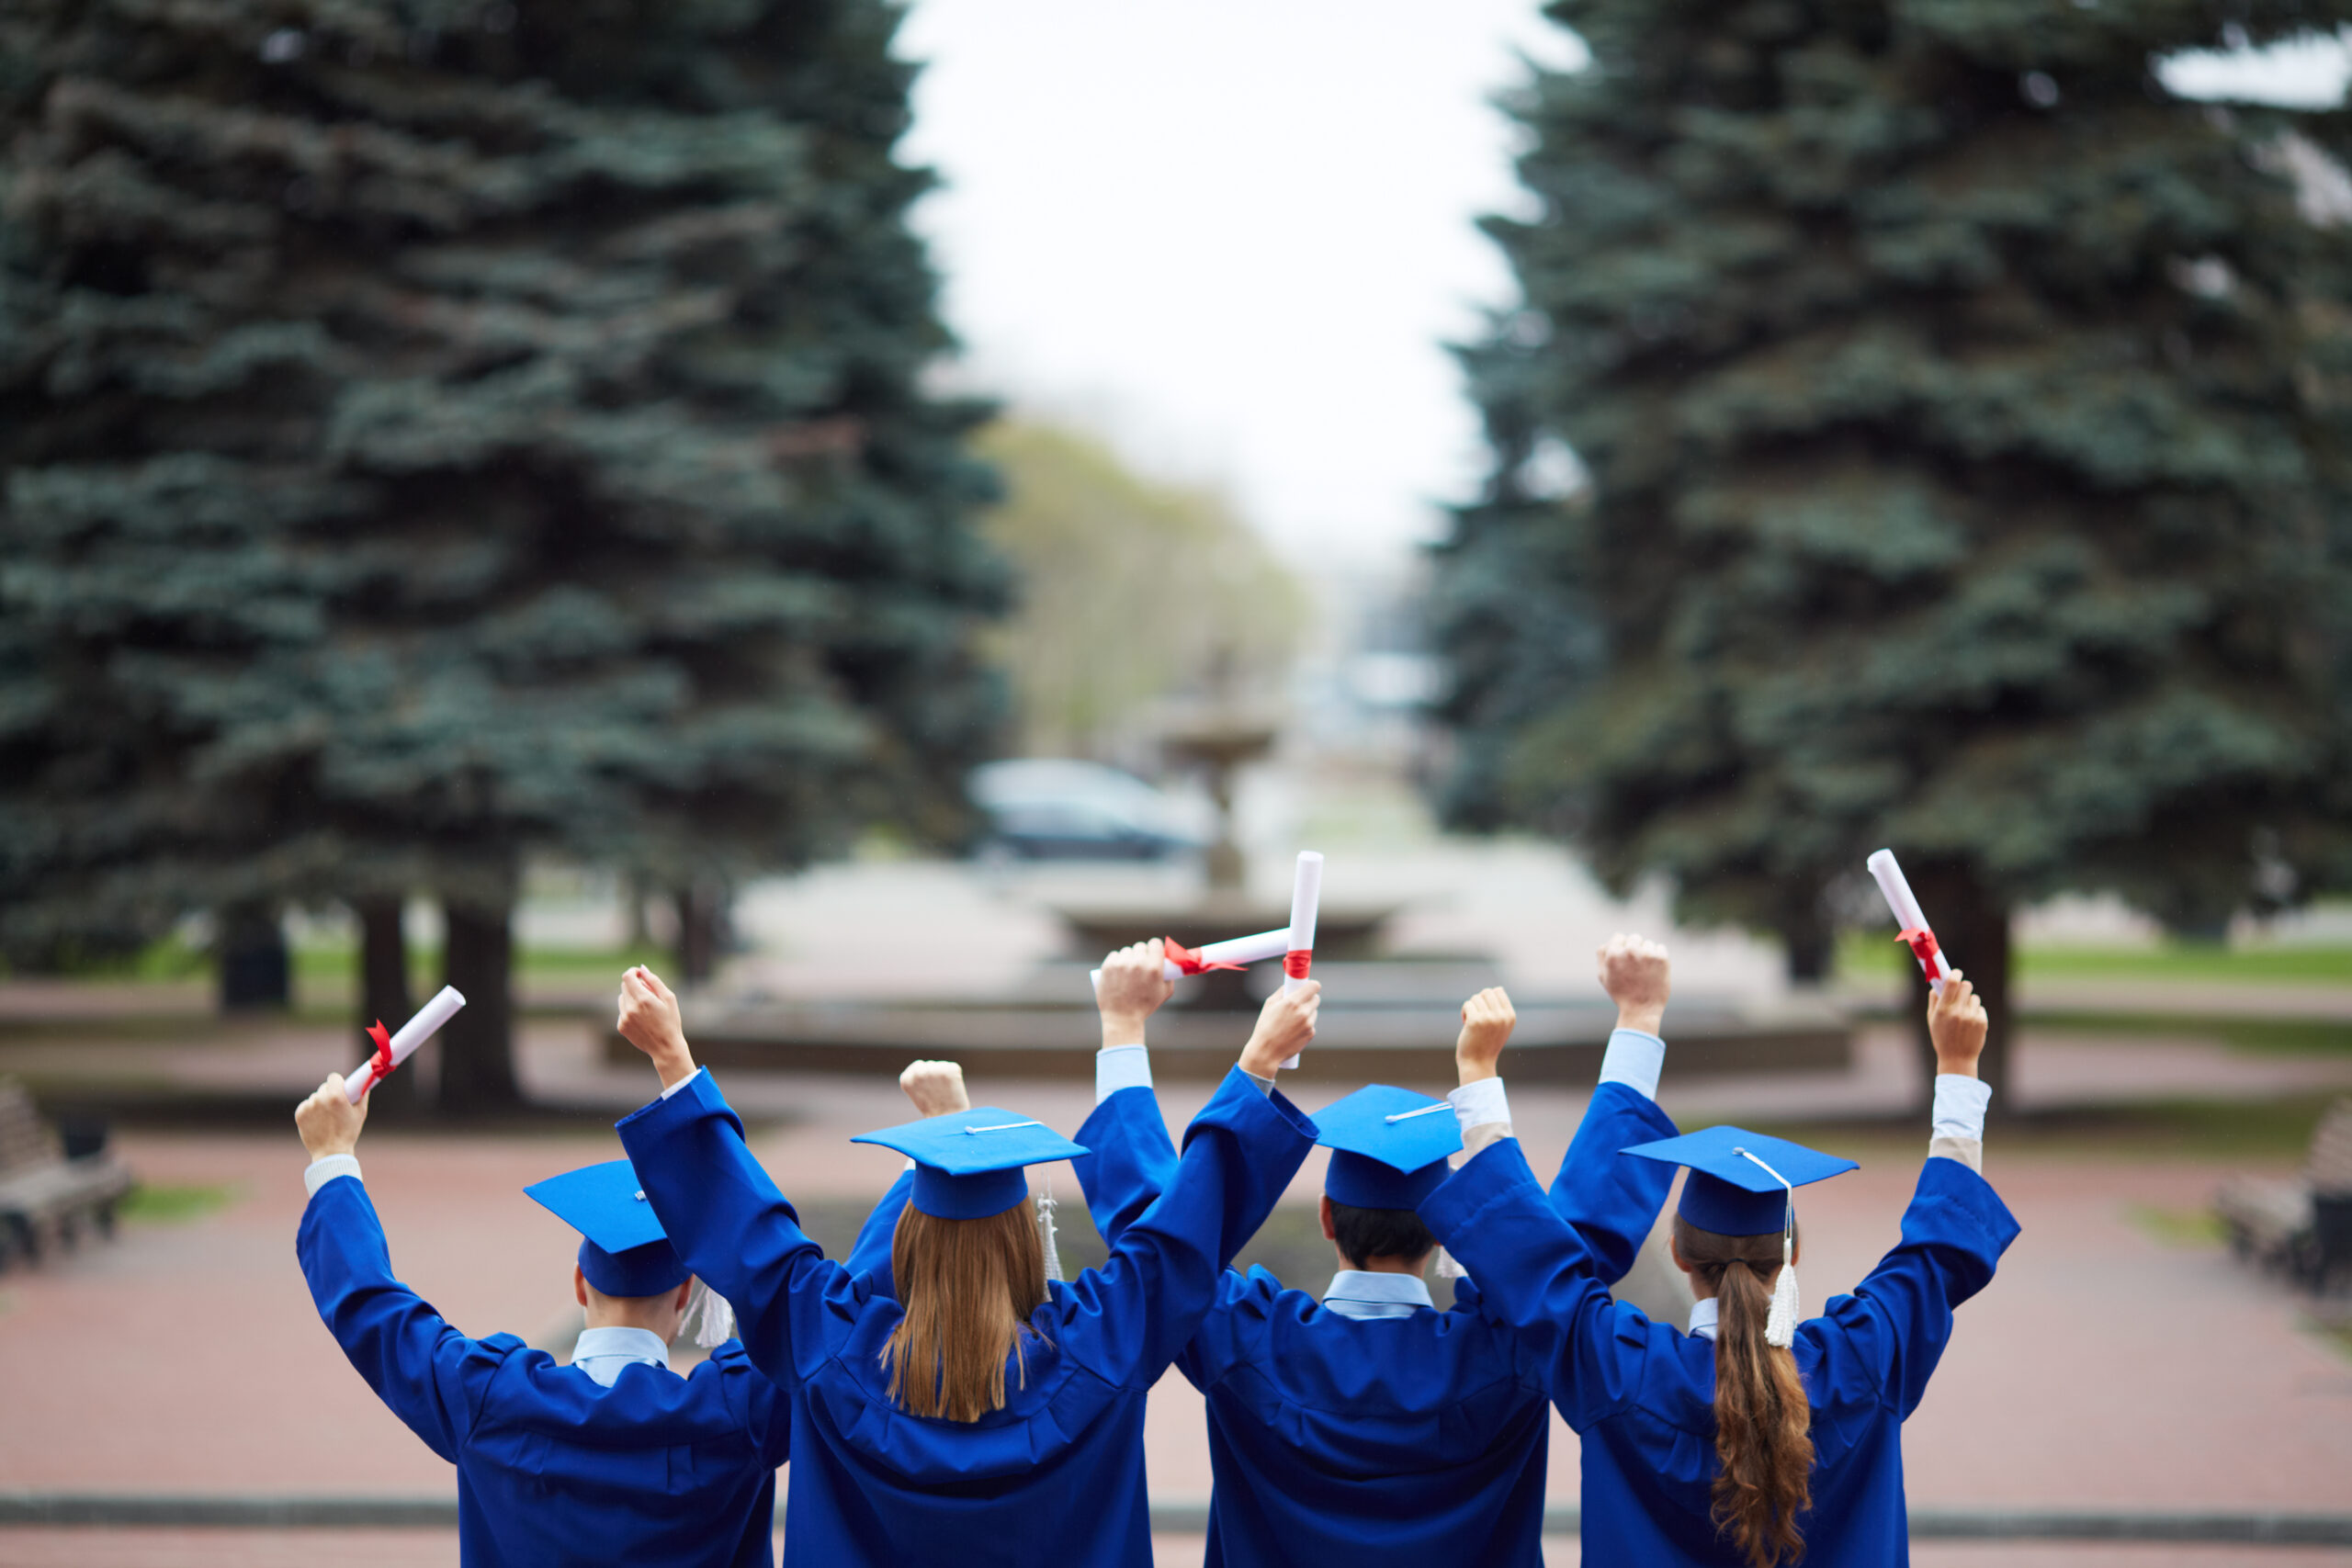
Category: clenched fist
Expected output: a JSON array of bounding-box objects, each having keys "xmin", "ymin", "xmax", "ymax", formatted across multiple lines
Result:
[
  {"xmin": 1097, "ymin": 940, "xmax": 1176, "ymax": 1045},
  {"xmin": 899, "ymin": 1060, "xmax": 972, "ymax": 1118},
  {"xmin": 296, "ymin": 1074, "xmax": 368, "ymax": 1160},
  {"xmin": 1927, "ymin": 973, "xmax": 1988, "ymax": 1077},
  {"xmin": 1597, "ymin": 933, "xmax": 1669, "ymax": 1035},
  {"xmin": 616, "ymin": 965, "xmax": 696, "ymax": 1089},
  {"xmin": 1456, "ymin": 987, "xmax": 1517, "ymax": 1085}
]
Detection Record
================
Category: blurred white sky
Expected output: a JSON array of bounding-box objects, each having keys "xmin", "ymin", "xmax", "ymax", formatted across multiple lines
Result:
[{"xmin": 899, "ymin": 5, "xmax": 2351, "ymax": 571}]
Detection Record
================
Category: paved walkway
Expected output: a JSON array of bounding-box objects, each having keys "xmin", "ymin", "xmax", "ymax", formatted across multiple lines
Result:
[{"xmin": 3, "ymin": 1072, "xmax": 2347, "ymax": 1526}]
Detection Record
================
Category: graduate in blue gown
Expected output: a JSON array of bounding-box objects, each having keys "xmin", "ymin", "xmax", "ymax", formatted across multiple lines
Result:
[
  {"xmin": 291, "ymin": 1068, "xmax": 827, "ymax": 1568},
  {"xmin": 606, "ymin": 962, "xmax": 1324, "ymax": 1568},
  {"xmin": 1067, "ymin": 935, "xmax": 1686, "ymax": 1568},
  {"xmin": 1418, "ymin": 971, "xmax": 2021, "ymax": 1568}
]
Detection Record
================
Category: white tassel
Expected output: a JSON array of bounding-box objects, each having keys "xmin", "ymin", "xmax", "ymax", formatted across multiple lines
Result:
[
  {"xmin": 1037, "ymin": 1173, "xmax": 1065, "ymax": 1283},
  {"xmin": 1765, "ymin": 1235, "xmax": 1799, "ymax": 1348},
  {"xmin": 1736, "ymin": 1145, "xmax": 1801, "ymax": 1348},
  {"xmin": 684, "ymin": 1278, "xmax": 736, "ymax": 1349}
]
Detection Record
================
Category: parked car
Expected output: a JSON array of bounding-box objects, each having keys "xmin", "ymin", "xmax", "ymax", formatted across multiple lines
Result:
[{"xmin": 967, "ymin": 760, "xmax": 1206, "ymax": 862}]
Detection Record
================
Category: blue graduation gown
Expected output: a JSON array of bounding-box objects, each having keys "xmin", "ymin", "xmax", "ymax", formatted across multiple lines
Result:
[
  {"xmin": 1069, "ymin": 1080, "xmax": 1679, "ymax": 1568},
  {"xmin": 296, "ymin": 1174, "xmax": 793, "ymax": 1568},
  {"xmin": 1419, "ymin": 1138, "xmax": 2021, "ymax": 1567},
  {"xmin": 617, "ymin": 1066, "xmax": 1317, "ymax": 1568}
]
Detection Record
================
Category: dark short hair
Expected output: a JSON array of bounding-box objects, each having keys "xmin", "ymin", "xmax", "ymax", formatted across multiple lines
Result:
[{"xmin": 1329, "ymin": 1201, "xmax": 1437, "ymax": 1269}]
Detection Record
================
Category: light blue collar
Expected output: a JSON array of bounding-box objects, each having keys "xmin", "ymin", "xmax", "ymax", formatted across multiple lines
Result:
[
  {"xmin": 571, "ymin": 1325, "xmax": 673, "ymax": 1387},
  {"xmin": 1688, "ymin": 1298, "xmax": 1718, "ymax": 1340},
  {"xmin": 1322, "ymin": 1269, "xmax": 1434, "ymax": 1321}
]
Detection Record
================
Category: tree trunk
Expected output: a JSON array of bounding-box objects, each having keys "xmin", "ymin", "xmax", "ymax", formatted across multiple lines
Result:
[
  {"xmin": 354, "ymin": 896, "xmax": 420, "ymax": 1114},
  {"xmin": 217, "ymin": 900, "xmax": 290, "ymax": 1012},
  {"xmin": 625, "ymin": 870, "xmax": 652, "ymax": 948},
  {"xmin": 438, "ymin": 895, "xmax": 521, "ymax": 1113},
  {"xmin": 1904, "ymin": 863, "xmax": 2012, "ymax": 1119},
  {"xmin": 672, "ymin": 881, "xmax": 728, "ymax": 985},
  {"xmin": 1776, "ymin": 886, "xmax": 1833, "ymax": 986}
]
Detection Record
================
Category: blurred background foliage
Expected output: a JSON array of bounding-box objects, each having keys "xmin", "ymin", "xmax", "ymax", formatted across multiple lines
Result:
[
  {"xmin": 976, "ymin": 420, "xmax": 1306, "ymax": 759},
  {"xmin": 1437, "ymin": 0, "xmax": 2352, "ymax": 1103}
]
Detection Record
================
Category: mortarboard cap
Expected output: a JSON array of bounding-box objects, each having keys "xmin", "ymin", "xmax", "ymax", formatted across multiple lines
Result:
[
  {"xmin": 524, "ymin": 1158, "xmax": 691, "ymax": 1299},
  {"xmin": 852, "ymin": 1107, "xmax": 1090, "ymax": 1221},
  {"xmin": 1622, "ymin": 1125, "xmax": 1858, "ymax": 1236},
  {"xmin": 1315, "ymin": 1084, "xmax": 1461, "ymax": 1211}
]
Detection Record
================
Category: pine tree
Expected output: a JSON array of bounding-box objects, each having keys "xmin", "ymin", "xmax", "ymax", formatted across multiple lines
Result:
[
  {"xmin": 1439, "ymin": 0, "xmax": 2352, "ymax": 1104},
  {"xmin": 0, "ymin": 0, "xmax": 1005, "ymax": 1107}
]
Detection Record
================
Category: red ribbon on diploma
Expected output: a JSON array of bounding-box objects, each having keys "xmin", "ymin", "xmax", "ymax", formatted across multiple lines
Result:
[
  {"xmin": 366, "ymin": 1020, "xmax": 396, "ymax": 1084},
  {"xmin": 1165, "ymin": 940, "xmax": 1245, "ymax": 976},
  {"xmin": 1283, "ymin": 950, "xmax": 1312, "ymax": 980},
  {"xmin": 1896, "ymin": 928, "xmax": 1941, "ymax": 972}
]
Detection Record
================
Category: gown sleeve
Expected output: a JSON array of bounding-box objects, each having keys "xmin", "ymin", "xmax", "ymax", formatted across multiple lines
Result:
[
  {"xmin": 1546, "ymin": 1080, "xmax": 1679, "ymax": 1284},
  {"xmin": 1804, "ymin": 1155, "xmax": 2020, "ymax": 1418},
  {"xmin": 1071, "ymin": 1085, "xmax": 1181, "ymax": 1248},
  {"xmin": 844, "ymin": 1168, "xmax": 915, "ymax": 1298},
  {"xmin": 1419, "ymin": 1136, "xmax": 1653, "ymax": 1433},
  {"xmin": 295, "ymin": 1176, "xmax": 504, "ymax": 1463},
  {"xmin": 617, "ymin": 1070, "xmax": 849, "ymax": 1393},
  {"xmin": 1051, "ymin": 1066, "xmax": 1316, "ymax": 1389}
]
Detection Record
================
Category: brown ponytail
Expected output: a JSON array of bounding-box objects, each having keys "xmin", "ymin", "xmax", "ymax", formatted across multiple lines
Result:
[
  {"xmin": 1674, "ymin": 1213, "xmax": 1815, "ymax": 1568},
  {"xmin": 881, "ymin": 1201, "xmax": 1051, "ymax": 1422}
]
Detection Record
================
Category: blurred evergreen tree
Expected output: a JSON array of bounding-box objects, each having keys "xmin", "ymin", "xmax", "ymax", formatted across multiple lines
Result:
[
  {"xmin": 1438, "ymin": 1, "xmax": 2352, "ymax": 1104},
  {"xmin": 0, "ymin": 0, "xmax": 1005, "ymax": 1107}
]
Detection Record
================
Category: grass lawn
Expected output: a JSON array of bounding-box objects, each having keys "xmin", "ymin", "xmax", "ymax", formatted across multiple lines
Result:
[{"xmin": 1835, "ymin": 929, "xmax": 2352, "ymax": 987}]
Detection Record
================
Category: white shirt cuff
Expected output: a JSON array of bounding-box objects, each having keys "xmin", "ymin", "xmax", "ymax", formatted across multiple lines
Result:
[
  {"xmin": 1240, "ymin": 1067, "xmax": 1276, "ymax": 1097},
  {"xmin": 660, "ymin": 1066, "xmax": 705, "ymax": 1100},
  {"xmin": 1096, "ymin": 1044, "xmax": 1152, "ymax": 1101},
  {"xmin": 304, "ymin": 1154, "xmax": 362, "ymax": 1197},
  {"xmin": 1932, "ymin": 1075, "xmax": 1991, "ymax": 1142},
  {"xmin": 1597, "ymin": 1027, "xmax": 1666, "ymax": 1100},
  {"xmin": 1448, "ymin": 1077, "xmax": 1511, "ymax": 1135}
]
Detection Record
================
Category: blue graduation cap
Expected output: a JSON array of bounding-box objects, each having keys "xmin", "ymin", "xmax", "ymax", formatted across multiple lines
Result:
[
  {"xmin": 1315, "ymin": 1084, "xmax": 1462, "ymax": 1211},
  {"xmin": 852, "ymin": 1107, "xmax": 1090, "ymax": 1220},
  {"xmin": 1621, "ymin": 1125, "xmax": 1858, "ymax": 1237},
  {"xmin": 523, "ymin": 1158, "xmax": 690, "ymax": 1299}
]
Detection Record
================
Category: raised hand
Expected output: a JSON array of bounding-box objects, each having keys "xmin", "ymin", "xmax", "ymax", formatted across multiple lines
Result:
[
  {"xmin": 296, "ymin": 1073, "xmax": 368, "ymax": 1160},
  {"xmin": 1927, "ymin": 972, "xmax": 1988, "ymax": 1077},
  {"xmin": 899, "ymin": 1059, "xmax": 972, "ymax": 1118},
  {"xmin": 1455, "ymin": 987, "xmax": 1517, "ymax": 1085},
  {"xmin": 1239, "ymin": 979, "xmax": 1319, "ymax": 1079},
  {"xmin": 617, "ymin": 965, "xmax": 696, "ymax": 1089},
  {"xmin": 1097, "ymin": 939, "xmax": 1177, "ymax": 1044},
  {"xmin": 1597, "ymin": 932, "xmax": 1670, "ymax": 1035}
]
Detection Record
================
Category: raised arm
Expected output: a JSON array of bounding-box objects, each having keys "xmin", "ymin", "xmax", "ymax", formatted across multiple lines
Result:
[
  {"xmin": 1417, "ymin": 1134, "xmax": 1649, "ymax": 1432},
  {"xmin": 1813, "ymin": 974, "xmax": 2017, "ymax": 1416},
  {"xmin": 1072, "ymin": 942, "xmax": 1182, "ymax": 1247},
  {"xmin": 612, "ymin": 968, "xmax": 843, "ymax": 1393},
  {"xmin": 1552, "ymin": 935, "xmax": 1681, "ymax": 1281},
  {"xmin": 1054, "ymin": 986, "xmax": 1320, "ymax": 1385},
  {"xmin": 292, "ymin": 1075, "xmax": 492, "ymax": 1461}
]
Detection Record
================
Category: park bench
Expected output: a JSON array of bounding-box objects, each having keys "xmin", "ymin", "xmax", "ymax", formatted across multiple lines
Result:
[
  {"xmin": 2216, "ymin": 1097, "xmax": 2352, "ymax": 1295},
  {"xmin": 0, "ymin": 1078, "xmax": 135, "ymax": 1272}
]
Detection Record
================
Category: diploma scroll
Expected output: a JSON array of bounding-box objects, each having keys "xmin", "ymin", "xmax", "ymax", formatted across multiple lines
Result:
[
  {"xmin": 1865, "ymin": 849, "xmax": 1954, "ymax": 995},
  {"xmin": 1279, "ymin": 851, "xmax": 1323, "ymax": 1069},
  {"xmin": 345, "ymin": 985, "xmax": 468, "ymax": 1102},
  {"xmin": 1088, "ymin": 927, "xmax": 1293, "ymax": 990}
]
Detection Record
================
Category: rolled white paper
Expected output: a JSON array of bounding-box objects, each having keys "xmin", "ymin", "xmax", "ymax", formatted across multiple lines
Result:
[
  {"xmin": 345, "ymin": 985, "xmax": 467, "ymax": 1101},
  {"xmin": 1088, "ymin": 927, "xmax": 1292, "ymax": 991},
  {"xmin": 1280, "ymin": 851, "xmax": 1323, "ymax": 1068},
  {"xmin": 1866, "ymin": 849, "xmax": 1952, "ymax": 992}
]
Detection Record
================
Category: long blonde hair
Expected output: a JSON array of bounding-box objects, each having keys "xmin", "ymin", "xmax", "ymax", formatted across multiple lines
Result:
[
  {"xmin": 881, "ymin": 1201, "xmax": 1050, "ymax": 1422},
  {"xmin": 1675, "ymin": 1213, "xmax": 1815, "ymax": 1568}
]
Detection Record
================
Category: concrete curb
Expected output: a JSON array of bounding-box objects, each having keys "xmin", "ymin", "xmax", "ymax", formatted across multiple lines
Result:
[{"xmin": 4, "ymin": 1495, "xmax": 2349, "ymax": 1543}]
